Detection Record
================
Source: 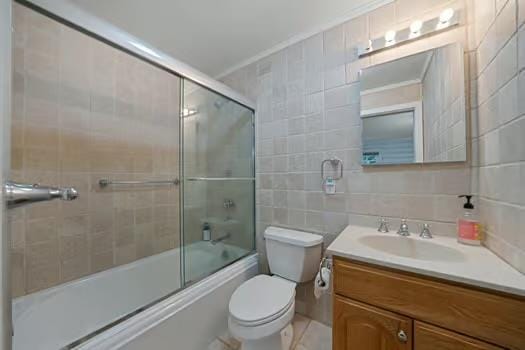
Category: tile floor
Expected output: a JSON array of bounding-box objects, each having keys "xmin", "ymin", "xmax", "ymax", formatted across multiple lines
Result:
[{"xmin": 209, "ymin": 313, "xmax": 332, "ymax": 350}]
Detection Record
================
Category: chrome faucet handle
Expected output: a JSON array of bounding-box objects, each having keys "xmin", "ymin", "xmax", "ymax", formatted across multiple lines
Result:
[
  {"xmin": 378, "ymin": 217, "xmax": 389, "ymax": 233},
  {"xmin": 397, "ymin": 218, "xmax": 410, "ymax": 236},
  {"xmin": 419, "ymin": 223, "xmax": 432, "ymax": 239}
]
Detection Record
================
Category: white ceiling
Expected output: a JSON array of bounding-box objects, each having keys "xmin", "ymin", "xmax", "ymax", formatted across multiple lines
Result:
[{"xmin": 69, "ymin": 0, "xmax": 388, "ymax": 77}]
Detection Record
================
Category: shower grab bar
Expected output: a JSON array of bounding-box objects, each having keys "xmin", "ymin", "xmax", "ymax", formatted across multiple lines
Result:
[
  {"xmin": 99, "ymin": 178, "xmax": 180, "ymax": 188},
  {"xmin": 185, "ymin": 177, "xmax": 255, "ymax": 181}
]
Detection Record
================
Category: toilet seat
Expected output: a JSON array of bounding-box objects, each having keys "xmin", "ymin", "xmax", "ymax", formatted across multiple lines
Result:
[{"xmin": 229, "ymin": 275, "xmax": 296, "ymax": 327}]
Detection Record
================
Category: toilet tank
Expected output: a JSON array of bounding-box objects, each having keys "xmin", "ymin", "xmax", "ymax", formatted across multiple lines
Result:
[{"xmin": 264, "ymin": 227, "xmax": 323, "ymax": 283}]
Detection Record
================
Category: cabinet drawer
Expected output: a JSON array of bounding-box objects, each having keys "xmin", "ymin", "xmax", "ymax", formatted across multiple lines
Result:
[
  {"xmin": 334, "ymin": 257, "xmax": 525, "ymax": 350},
  {"xmin": 415, "ymin": 321, "xmax": 504, "ymax": 350}
]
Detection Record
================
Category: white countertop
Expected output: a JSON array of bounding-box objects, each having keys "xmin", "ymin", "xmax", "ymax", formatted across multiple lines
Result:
[{"xmin": 327, "ymin": 225, "xmax": 525, "ymax": 297}]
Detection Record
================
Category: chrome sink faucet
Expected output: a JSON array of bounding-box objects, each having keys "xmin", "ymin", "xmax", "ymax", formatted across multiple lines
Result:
[
  {"xmin": 420, "ymin": 223, "xmax": 433, "ymax": 239},
  {"xmin": 397, "ymin": 219, "xmax": 410, "ymax": 236},
  {"xmin": 378, "ymin": 217, "xmax": 389, "ymax": 233}
]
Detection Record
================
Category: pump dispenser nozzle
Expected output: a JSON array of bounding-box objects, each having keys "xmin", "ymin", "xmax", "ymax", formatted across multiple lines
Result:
[{"xmin": 459, "ymin": 195, "xmax": 474, "ymax": 209}]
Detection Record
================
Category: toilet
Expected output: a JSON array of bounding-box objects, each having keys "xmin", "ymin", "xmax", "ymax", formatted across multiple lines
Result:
[{"xmin": 228, "ymin": 227, "xmax": 323, "ymax": 350}]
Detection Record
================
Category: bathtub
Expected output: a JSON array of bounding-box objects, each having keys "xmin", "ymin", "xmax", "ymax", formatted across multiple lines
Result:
[{"xmin": 12, "ymin": 241, "xmax": 257, "ymax": 350}]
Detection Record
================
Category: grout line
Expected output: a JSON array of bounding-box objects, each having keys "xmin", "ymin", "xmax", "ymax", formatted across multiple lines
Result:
[
  {"xmin": 292, "ymin": 316, "xmax": 312, "ymax": 350},
  {"xmin": 215, "ymin": 337, "xmax": 235, "ymax": 350}
]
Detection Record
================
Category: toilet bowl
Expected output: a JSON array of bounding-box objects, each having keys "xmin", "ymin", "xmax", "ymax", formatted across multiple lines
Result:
[
  {"xmin": 228, "ymin": 275, "xmax": 296, "ymax": 350},
  {"xmin": 228, "ymin": 227, "xmax": 323, "ymax": 350}
]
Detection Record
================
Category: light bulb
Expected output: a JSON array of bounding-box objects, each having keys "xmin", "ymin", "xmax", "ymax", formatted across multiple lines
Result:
[
  {"xmin": 410, "ymin": 20, "xmax": 423, "ymax": 34},
  {"xmin": 385, "ymin": 30, "xmax": 396, "ymax": 44},
  {"xmin": 366, "ymin": 39, "xmax": 373, "ymax": 51},
  {"xmin": 439, "ymin": 8, "xmax": 454, "ymax": 24}
]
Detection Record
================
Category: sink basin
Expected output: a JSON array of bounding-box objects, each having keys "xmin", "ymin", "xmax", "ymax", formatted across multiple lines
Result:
[{"xmin": 358, "ymin": 235, "xmax": 466, "ymax": 262}]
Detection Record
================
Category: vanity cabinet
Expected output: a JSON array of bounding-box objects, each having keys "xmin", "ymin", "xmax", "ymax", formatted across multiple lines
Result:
[
  {"xmin": 332, "ymin": 257, "xmax": 525, "ymax": 350},
  {"xmin": 414, "ymin": 322, "xmax": 503, "ymax": 350},
  {"xmin": 334, "ymin": 296, "xmax": 412, "ymax": 350}
]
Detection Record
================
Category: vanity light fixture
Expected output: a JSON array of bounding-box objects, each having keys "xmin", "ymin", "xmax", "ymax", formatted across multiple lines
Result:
[
  {"xmin": 364, "ymin": 39, "xmax": 373, "ymax": 52},
  {"xmin": 384, "ymin": 30, "xmax": 397, "ymax": 46},
  {"xmin": 358, "ymin": 8, "xmax": 460, "ymax": 57},
  {"xmin": 409, "ymin": 20, "xmax": 423, "ymax": 38},
  {"xmin": 439, "ymin": 8, "xmax": 455, "ymax": 24},
  {"xmin": 437, "ymin": 8, "xmax": 455, "ymax": 29}
]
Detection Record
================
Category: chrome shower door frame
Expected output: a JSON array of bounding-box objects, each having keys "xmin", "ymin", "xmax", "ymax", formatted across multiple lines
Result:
[
  {"xmin": 5, "ymin": 1, "xmax": 256, "ymax": 348},
  {"xmin": 0, "ymin": 0, "xmax": 12, "ymax": 348}
]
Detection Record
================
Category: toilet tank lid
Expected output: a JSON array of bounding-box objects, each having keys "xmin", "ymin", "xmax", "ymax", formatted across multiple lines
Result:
[{"xmin": 264, "ymin": 226, "xmax": 323, "ymax": 247}]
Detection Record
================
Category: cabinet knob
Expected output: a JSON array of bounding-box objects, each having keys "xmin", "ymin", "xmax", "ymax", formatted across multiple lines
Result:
[{"xmin": 397, "ymin": 330, "xmax": 408, "ymax": 343}]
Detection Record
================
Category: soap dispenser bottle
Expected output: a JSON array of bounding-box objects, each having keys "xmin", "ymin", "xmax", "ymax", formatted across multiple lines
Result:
[{"xmin": 457, "ymin": 195, "xmax": 482, "ymax": 245}]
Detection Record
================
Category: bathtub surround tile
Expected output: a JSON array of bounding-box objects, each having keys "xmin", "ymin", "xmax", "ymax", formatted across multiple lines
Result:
[{"xmin": 12, "ymin": 4, "xmax": 181, "ymax": 296}]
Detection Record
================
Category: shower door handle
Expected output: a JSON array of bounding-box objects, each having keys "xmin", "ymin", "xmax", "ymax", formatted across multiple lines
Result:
[{"xmin": 4, "ymin": 181, "xmax": 79, "ymax": 209}]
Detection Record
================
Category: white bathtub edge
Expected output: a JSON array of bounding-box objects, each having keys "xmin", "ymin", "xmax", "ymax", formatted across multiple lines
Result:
[{"xmin": 76, "ymin": 253, "xmax": 259, "ymax": 350}]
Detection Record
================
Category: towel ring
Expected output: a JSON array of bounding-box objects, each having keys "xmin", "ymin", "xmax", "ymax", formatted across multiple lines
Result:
[{"xmin": 321, "ymin": 158, "xmax": 343, "ymax": 181}]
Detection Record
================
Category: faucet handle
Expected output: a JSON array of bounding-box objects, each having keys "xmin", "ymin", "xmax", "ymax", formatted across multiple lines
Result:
[
  {"xmin": 420, "ymin": 223, "xmax": 432, "ymax": 239},
  {"xmin": 397, "ymin": 218, "xmax": 410, "ymax": 236},
  {"xmin": 378, "ymin": 217, "xmax": 389, "ymax": 233}
]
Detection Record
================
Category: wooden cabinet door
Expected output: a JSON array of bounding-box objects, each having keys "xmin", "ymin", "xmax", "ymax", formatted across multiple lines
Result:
[
  {"xmin": 333, "ymin": 296, "xmax": 412, "ymax": 350},
  {"xmin": 414, "ymin": 321, "xmax": 504, "ymax": 350}
]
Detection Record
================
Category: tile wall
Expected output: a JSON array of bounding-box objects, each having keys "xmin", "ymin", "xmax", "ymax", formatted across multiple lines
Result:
[
  {"xmin": 10, "ymin": 3, "xmax": 181, "ymax": 297},
  {"xmin": 472, "ymin": 0, "xmax": 525, "ymax": 273},
  {"xmin": 221, "ymin": 0, "xmax": 480, "ymax": 324},
  {"xmin": 422, "ymin": 43, "xmax": 467, "ymax": 161}
]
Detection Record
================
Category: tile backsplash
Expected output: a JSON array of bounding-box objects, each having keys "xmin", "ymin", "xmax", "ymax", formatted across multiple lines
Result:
[
  {"xmin": 221, "ymin": 0, "xmax": 524, "ymax": 324},
  {"xmin": 10, "ymin": 3, "xmax": 181, "ymax": 297}
]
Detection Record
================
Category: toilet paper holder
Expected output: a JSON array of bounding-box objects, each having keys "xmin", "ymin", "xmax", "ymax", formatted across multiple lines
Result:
[{"xmin": 317, "ymin": 257, "xmax": 332, "ymax": 287}]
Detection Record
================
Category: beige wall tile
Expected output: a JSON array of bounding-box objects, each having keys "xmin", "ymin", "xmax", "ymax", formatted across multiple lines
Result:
[
  {"xmin": 474, "ymin": 0, "xmax": 496, "ymax": 46},
  {"xmin": 496, "ymin": 0, "xmax": 517, "ymax": 50},
  {"xmin": 368, "ymin": 2, "xmax": 397, "ymax": 38},
  {"xmin": 91, "ymin": 251, "xmax": 114, "ymax": 273},
  {"xmin": 26, "ymin": 263, "xmax": 59, "ymax": 293},
  {"xmin": 217, "ymin": 0, "xmax": 525, "ymax": 323},
  {"xmin": 26, "ymin": 218, "xmax": 57, "ymax": 245},
  {"xmin": 12, "ymin": 5, "xmax": 181, "ymax": 296},
  {"xmin": 60, "ymin": 255, "xmax": 89, "ymax": 283}
]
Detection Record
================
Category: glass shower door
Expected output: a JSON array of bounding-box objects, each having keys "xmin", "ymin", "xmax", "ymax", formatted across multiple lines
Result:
[
  {"xmin": 182, "ymin": 80, "xmax": 255, "ymax": 284},
  {"xmin": 9, "ymin": 4, "xmax": 183, "ymax": 349}
]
